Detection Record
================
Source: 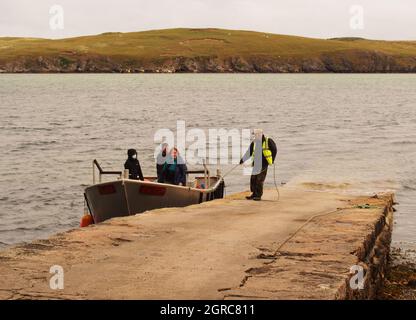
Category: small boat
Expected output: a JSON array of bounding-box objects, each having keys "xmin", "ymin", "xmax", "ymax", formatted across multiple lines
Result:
[{"xmin": 84, "ymin": 160, "xmax": 225, "ymax": 224}]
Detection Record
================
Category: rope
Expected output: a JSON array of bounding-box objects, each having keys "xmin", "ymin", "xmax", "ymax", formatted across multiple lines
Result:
[
  {"xmin": 219, "ymin": 162, "xmax": 345, "ymax": 259},
  {"xmin": 221, "ymin": 163, "xmax": 241, "ymax": 179},
  {"xmin": 273, "ymin": 162, "xmax": 280, "ymax": 201},
  {"xmin": 270, "ymin": 207, "xmax": 344, "ymax": 258},
  {"xmin": 222, "ymin": 162, "xmax": 345, "ymax": 256},
  {"xmin": 219, "ymin": 161, "xmax": 280, "ymax": 201},
  {"xmin": 217, "ymin": 161, "xmax": 352, "ymax": 259}
]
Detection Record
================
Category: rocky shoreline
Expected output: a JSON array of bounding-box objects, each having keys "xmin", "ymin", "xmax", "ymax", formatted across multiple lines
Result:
[
  {"xmin": 380, "ymin": 247, "xmax": 416, "ymax": 299},
  {"xmin": 1, "ymin": 50, "xmax": 416, "ymax": 73},
  {"xmin": 2, "ymin": 28, "xmax": 416, "ymax": 73}
]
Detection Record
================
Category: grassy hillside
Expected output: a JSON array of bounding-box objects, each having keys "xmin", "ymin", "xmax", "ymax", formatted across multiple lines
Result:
[{"xmin": 1, "ymin": 28, "xmax": 416, "ymax": 72}]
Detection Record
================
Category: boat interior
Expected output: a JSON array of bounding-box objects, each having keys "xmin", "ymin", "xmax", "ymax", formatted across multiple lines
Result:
[{"xmin": 92, "ymin": 159, "xmax": 221, "ymax": 190}]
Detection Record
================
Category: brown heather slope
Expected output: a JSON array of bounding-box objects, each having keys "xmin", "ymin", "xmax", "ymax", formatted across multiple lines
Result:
[{"xmin": 1, "ymin": 28, "xmax": 416, "ymax": 73}]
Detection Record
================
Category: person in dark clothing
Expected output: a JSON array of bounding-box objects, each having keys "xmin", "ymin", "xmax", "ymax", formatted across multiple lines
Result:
[
  {"xmin": 158, "ymin": 147, "xmax": 187, "ymax": 186},
  {"xmin": 156, "ymin": 143, "xmax": 169, "ymax": 181},
  {"xmin": 124, "ymin": 148, "xmax": 144, "ymax": 180},
  {"xmin": 240, "ymin": 129, "xmax": 277, "ymax": 201}
]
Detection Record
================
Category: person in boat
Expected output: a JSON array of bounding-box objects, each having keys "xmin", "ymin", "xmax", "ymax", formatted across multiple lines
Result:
[
  {"xmin": 158, "ymin": 147, "xmax": 187, "ymax": 186},
  {"xmin": 156, "ymin": 143, "xmax": 169, "ymax": 181},
  {"xmin": 124, "ymin": 148, "xmax": 144, "ymax": 181},
  {"xmin": 240, "ymin": 129, "xmax": 277, "ymax": 201}
]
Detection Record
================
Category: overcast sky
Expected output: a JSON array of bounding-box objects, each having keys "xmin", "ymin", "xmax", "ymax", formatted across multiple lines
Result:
[{"xmin": 1, "ymin": 0, "xmax": 415, "ymax": 40}]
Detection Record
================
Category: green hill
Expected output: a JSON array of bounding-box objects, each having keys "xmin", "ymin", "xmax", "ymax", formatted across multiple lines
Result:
[{"xmin": 1, "ymin": 28, "xmax": 416, "ymax": 73}]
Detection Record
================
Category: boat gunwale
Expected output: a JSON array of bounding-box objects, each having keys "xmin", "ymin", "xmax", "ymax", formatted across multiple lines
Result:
[{"xmin": 85, "ymin": 177, "xmax": 224, "ymax": 194}]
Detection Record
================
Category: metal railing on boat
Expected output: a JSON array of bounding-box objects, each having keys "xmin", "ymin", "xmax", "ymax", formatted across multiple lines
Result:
[{"xmin": 92, "ymin": 159, "xmax": 122, "ymax": 184}]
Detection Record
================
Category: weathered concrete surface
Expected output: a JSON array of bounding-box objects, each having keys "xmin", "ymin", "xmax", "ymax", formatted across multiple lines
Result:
[{"xmin": 0, "ymin": 187, "xmax": 394, "ymax": 300}]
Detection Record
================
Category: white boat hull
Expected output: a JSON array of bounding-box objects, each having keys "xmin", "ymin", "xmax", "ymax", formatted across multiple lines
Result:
[{"xmin": 84, "ymin": 178, "xmax": 225, "ymax": 223}]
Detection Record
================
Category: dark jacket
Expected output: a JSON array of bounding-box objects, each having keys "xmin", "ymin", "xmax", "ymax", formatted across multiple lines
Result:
[
  {"xmin": 124, "ymin": 156, "xmax": 144, "ymax": 181},
  {"xmin": 156, "ymin": 149, "xmax": 168, "ymax": 181},
  {"xmin": 158, "ymin": 156, "xmax": 187, "ymax": 186},
  {"xmin": 241, "ymin": 135, "xmax": 277, "ymax": 171}
]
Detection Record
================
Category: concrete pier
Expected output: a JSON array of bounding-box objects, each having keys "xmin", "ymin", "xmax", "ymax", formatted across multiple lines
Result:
[{"xmin": 0, "ymin": 186, "xmax": 394, "ymax": 300}]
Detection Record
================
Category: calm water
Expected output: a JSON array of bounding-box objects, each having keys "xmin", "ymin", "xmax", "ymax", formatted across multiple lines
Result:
[{"xmin": 0, "ymin": 74, "xmax": 415, "ymax": 249}]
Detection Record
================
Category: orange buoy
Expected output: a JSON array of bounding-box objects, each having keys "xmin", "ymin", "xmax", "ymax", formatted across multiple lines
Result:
[{"xmin": 80, "ymin": 214, "xmax": 94, "ymax": 227}]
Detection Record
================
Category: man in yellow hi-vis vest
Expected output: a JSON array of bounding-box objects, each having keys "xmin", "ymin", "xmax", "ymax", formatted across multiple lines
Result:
[{"xmin": 240, "ymin": 129, "xmax": 277, "ymax": 201}]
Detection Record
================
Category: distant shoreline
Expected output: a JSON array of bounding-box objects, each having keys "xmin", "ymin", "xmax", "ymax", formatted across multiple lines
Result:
[{"xmin": 1, "ymin": 28, "xmax": 416, "ymax": 73}]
